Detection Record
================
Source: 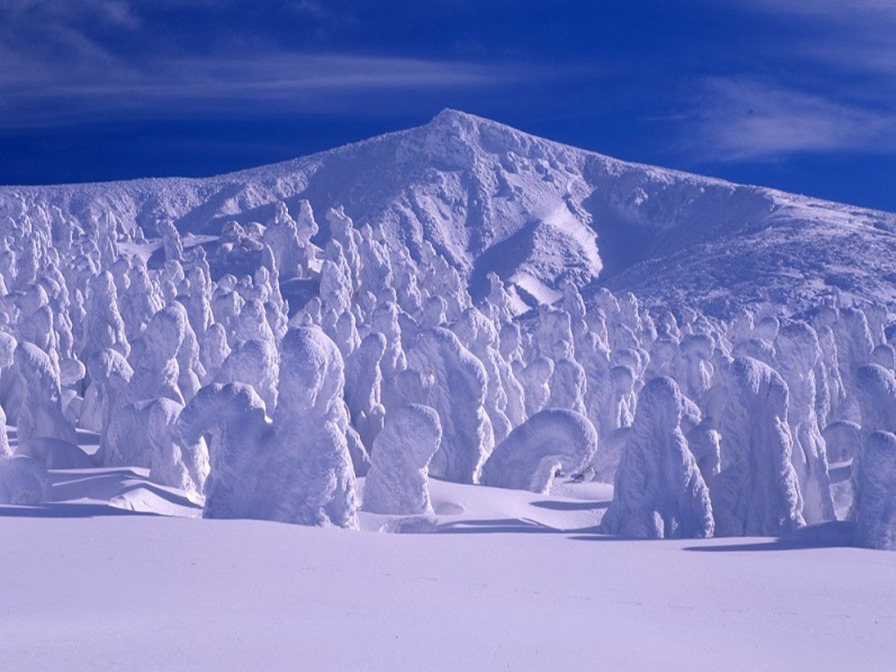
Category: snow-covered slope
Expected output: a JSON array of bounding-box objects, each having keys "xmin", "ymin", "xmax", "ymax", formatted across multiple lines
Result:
[
  {"xmin": 4, "ymin": 109, "xmax": 895, "ymax": 315},
  {"xmin": 2, "ymin": 107, "xmax": 896, "ymax": 670},
  {"xmin": 0, "ymin": 108, "xmax": 894, "ymax": 551}
]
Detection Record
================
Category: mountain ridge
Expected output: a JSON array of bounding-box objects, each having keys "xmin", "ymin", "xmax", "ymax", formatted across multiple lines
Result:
[{"xmin": 2, "ymin": 109, "xmax": 894, "ymax": 316}]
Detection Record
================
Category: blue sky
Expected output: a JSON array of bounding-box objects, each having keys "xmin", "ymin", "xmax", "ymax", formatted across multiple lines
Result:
[{"xmin": 1, "ymin": 0, "xmax": 894, "ymax": 212}]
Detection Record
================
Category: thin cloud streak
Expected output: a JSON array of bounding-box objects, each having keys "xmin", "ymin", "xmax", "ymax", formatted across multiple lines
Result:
[
  {"xmin": 686, "ymin": 78, "xmax": 895, "ymax": 162},
  {"xmin": 797, "ymin": 41, "xmax": 896, "ymax": 81},
  {"xmin": 0, "ymin": 0, "xmax": 528, "ymax": 128},
  {"xmin": 674, "ymin": 1, "xmax": 896, "ymax": 162},
  {"xmin": 734, "ymin": 0, "xmax": 896, "ymax": 17},
  {"xmin": 0, "ymin": 53, "xmax": 523, "ymax": 128},
  {"xmin": 729, "ymin": 0, "xmax": 896, "ymax": 79}
]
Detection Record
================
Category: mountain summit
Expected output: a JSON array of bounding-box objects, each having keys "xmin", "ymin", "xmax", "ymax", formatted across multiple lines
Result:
[{"xmin": 3, "ymin": 110, "xmax": 894, "ymax": 315}]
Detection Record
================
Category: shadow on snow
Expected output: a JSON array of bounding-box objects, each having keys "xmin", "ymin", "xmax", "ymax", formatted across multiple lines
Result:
[
  {"xmin": 683, "ymin": 521, "xmax": 856, "ymax": 553},
  {"xmin": 0, "ymin": 502, "xmax": 158, "ymax": 518}
]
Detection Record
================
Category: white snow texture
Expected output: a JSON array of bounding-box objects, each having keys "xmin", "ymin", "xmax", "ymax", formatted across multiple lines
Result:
[{"xmin": 0, "ymin": 109, "xmax": 894, "ymax": 548}]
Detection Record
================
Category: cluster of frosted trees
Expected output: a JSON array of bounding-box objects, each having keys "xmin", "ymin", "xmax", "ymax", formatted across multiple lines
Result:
[{"xmin": 0, "ymin": 195, "xmax": 893, "ymax": 549}]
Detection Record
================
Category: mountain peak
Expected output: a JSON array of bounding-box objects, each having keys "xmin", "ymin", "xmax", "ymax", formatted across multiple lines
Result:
[
  {"xmin": 415, "ymin": 109, "xmax": 561, "ymax": 172},
  {"xmin": 428, "ymin": 108, "xmax": 501, "ymax": 129},
  {"xmin": 413, "ymin": 108, "xmax": 490, "ymax": 170},
  {"xmin": 3, "ymin": 112, "xmax": 895, "ymax": 316},
  {"xmin": 431, "ymin": 108, "xmax": 477, "ymax": 123},
  {"xmin": 423, "ymin": 108, "xmax": 526, "ymax": 149}
]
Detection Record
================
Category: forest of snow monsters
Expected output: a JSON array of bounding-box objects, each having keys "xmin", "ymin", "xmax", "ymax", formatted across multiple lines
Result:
[{"xmin": 0, "ymin": 194, "xmax": 893, "ymax": 551}]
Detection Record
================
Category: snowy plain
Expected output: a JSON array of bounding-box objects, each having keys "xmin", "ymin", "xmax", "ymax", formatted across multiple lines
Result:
[
  {"xmin": 1, "ymin": 109, "xmax": 896, "ymax": 670},
  {"xmin": 4, "ymin": 467, "xmax": 895, "ymax": 672}
]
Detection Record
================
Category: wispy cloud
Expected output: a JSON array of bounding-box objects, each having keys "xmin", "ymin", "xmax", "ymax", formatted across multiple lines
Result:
[
  {"xmin": 733, "ymin": 0, "xmax": 896, "ymax": 18},
  {"xmin": 0, "ymin": 1, "xmax": 526, "ymax": 128},
  {"xmin": 729, "ymin": 0, "xmax": 896, "ymax": 79},
  {"xmin": 795, "ymin": 41, "xmax": 896, "ymax": 85},
  {"xmin": 685, "ymin": 78, "xmax": 895, "ymax": 161},
  {"xmin": 0, "ymin": 52, "xmax": 520, "ymax": 128},
  {"xmin": 672, "ymin": 2, "xmax": 896, "ymax": 162}
]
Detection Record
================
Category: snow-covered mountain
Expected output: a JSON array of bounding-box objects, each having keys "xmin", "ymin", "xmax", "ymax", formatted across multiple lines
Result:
[
  {"xmin": 1, "ymin": 109, "xmax": 895, "ymax": 554},
  {"xmin": 5, "ymin": 108, "xmax": 895, "ymax": 316}
]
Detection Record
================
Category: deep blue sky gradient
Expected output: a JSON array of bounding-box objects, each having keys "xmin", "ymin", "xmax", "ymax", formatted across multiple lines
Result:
[{"xmin": 1, "ymin": 0, "xmax": 894, "ymax": 211}]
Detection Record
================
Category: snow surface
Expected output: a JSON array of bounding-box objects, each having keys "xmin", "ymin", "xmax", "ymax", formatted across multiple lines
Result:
[
  {"xmin": 0, "ymin": 108, "xmax": 895, "ymax": 668},
  {"xmin": 2, "ymin": 471, "xmax": 895, "ymax": 672}
]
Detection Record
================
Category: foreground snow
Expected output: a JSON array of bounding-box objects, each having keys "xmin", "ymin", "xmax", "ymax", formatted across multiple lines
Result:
[{"xmin": 2, "ymin": 469, "xmax": 894, "ymax": 671}]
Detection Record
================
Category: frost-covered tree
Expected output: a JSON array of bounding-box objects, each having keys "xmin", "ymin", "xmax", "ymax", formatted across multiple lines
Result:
[
  {"xmin": 855, "ymin": 364, "xmax": 896, "ymax": 438},
  {"xmin": 853, "ymin": 431, "xmax": 896, "ymax": 551},
  {"xmin": 345, "ymin": 332, "xmax": 387, "ymax": 451},
  {"xmin": 481, "ymin": 409, "xmax": 597, "ymax": 494},
  {"xmin": 82, "ymin": 271, "xmax": 129, "ymax": 361},
  {"xmin": 269, "ymin": 326, "xmax": 359, "ymax": 528},
  {"xmin": 179, "ymin": 383, "xmax": 269, "ymax": 517},
  {"xmin": 81, "ymin": 348, "xmax": 134, "ymax": 434},
  {"xmin": 452, "ymin": 307, "xmax": 513, "ymax": 444},
  {"xmin": 600, "ymin": 377, "xmax": 713, "ymax": 539},
  {"xmin": 547, "ymin": 357, "xmax": 588, "ymax": 416},
  {"xmin": 120, "ymin": 257, "xmax": 164, "ymax": 341},
  {"xmin": 214, "ymin": 298, "xmax": 278, "ymax": 413},
  {"xmin": 362, "ymin": 404, "xmax": 442, "ymax": 515},
  {"xmin": 774, "ymin": 322, "xmax": 834, "ymax": 523},
  {"xmin": 711, "ymin": 358, "xmax": 805, "ymax": 536},
  {"xmin": 831, "ymin": 307, "xmax": 875, "ymax": 424},
  {"xmin": 158, "ymin": 219, "xmax": 184, "ymax": 262},
  {"xmin": 519, "ymin": 356, "xmax": 554, "ymax": 418},
  {"xmin": 0, "ymin": 455, "xmax": 50, "ymax": 505},
  {"xmin": 0, "ymin": 405, "xmax": 10, "ymax": 457},
  {"xmin": 405, "ymin": 327, "xmax": 494, "ymax": 484},
  {"xmin": 822, "ymin": 421, "xmax": 861, "ymax": 464},
  {"xmin": 128, "ymin": 304, "xmax": 186, "ymax": 404},
  {"xmin": 102, "ymin": 397, "xmax": 183, "ymax": 471},
  {"xmin": 199, "ymin": 323, "xmax": 231, "ymax": 384},
  {"xmin": 263, "ymin": 202, "xmax": 304, "ymax": 280},
  {"xmin": 14, "ymin": 342, "xmax": 77, "ymax": 445}
]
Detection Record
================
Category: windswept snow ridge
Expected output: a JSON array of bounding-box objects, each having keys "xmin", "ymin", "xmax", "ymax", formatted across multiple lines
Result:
[{"xmin": 0, "ymin": 110, "xmax": 894, "ymax": 548}]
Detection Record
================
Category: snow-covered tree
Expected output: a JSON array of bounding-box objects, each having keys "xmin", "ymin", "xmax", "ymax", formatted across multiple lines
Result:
[
  {"xmin": 711, "ymin": 358, "xmax": 805, "ymax": 537},
  {"xmin": 362, "ymin": 404, "xmax": 442, "ymax": 515},
  {"xmin": 481, "ymin": 409, "xmax": 597, "ymax": 494},
  {"xmin": 600, "ymin": 377, "xmax": 713, "ymax": 539}
]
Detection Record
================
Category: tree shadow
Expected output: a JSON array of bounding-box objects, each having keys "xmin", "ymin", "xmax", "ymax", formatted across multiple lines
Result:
[
  {"xmin": 566, "ymin": 521, "xmax": 859, "ymax": 548},
  {"xmin": 683, "ymin": 521, "xmax": 856, "ymax": 552},
  {"xmin": 529, "ymin": 500, "xmax": 610, "ymax": 512},
  {"xmin": 435, "ymin": 518, "xmax": 603, "ymax": 535},
  {"xmin": 567, "ymin": 533, "xmax": 668, "ymax": 542},
  {"xmin": 0, "ymin": 502, "xmax": 159, "ymax": 518},
  {"xmin": 49, "ymin": 467, "xmax": 148, "ymax": 485}
]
